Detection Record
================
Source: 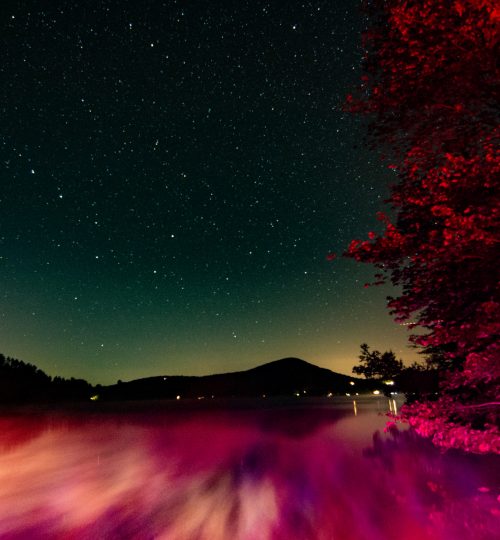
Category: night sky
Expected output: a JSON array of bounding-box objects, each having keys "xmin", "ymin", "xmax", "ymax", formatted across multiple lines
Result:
[{"xmin": 1, "ymin": 0, "xmax": 419, "ymax": 384}]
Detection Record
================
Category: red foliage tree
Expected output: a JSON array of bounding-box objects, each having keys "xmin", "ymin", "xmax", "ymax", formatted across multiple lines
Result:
[{"xmin": 345, "ymin": 0, "xmax": 500, "ymax": 453}]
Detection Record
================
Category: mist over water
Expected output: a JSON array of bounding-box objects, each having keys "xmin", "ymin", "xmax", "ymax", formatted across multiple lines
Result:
[{"xmin": 0, "ymin": 397, "xmax": 498, "ymax": 539}]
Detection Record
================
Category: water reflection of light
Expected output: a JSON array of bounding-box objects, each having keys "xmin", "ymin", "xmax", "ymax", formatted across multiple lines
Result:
[
  {"xmin": 0, "ymin": 403, "xmax": 498, "ymax": 539},
  {"xmin": 389, "ymin": 398, "xmax": 398, "ymax": 415}
]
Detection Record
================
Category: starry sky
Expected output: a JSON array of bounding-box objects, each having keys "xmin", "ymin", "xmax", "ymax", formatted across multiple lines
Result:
[{"xmin": 1, "ymin": 0, "xmax": 419, "ymax": 385}]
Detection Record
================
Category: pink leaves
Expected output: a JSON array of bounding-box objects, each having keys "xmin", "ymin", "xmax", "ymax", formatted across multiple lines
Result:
[
  {"xmin": 344, "ymin": 0, "xmax": 500, "ymax": 455},
  {"xmin": 481, "ymin": 301, "xmax": 499, "ymax": 316},
  {"xmin": 384, "ymin": 421, "xmax": 397, "ymax": 433},
  {"xmin": 401, "ymin": 398, "xmax": 500, "ymax": 454},
  {"xmin": 431, "ymin": 205, "xmax": 453, "ymax": 217}
]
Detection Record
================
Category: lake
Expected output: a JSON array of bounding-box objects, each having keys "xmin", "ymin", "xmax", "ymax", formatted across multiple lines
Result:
[{"xmin": 0, "ymin": 396, "xmax": 498, "ymax": 539}]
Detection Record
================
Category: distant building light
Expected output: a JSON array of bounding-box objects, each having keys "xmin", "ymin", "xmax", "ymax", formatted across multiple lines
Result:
[
  {"xmin": 349, "ymin": 381, "xmax": 355, "ymax": 386},
  {"xmin": 346, "ymin": 393, "xmax": 351, "ymax": 396},
  {"xmin": 383, "ymin": 380, "xmax": 395, "ymax": 386},
  {"xmin": 295, "ymin": 392, "xmax": 300, "ymax": 397},
  {"xmin": 90, "ymin": 394, "xmax": 99, "ymax": 401},
  {"xmin": 327, "ymin": 392, "xmax": 333, "ymax": 398},
  {"xmin": 176, "ymin": 395, "xmax": 181, "ymax": 400},
  {"xmin": 373, "ymin": 390, "xmax": 381, "ymax": 395}
]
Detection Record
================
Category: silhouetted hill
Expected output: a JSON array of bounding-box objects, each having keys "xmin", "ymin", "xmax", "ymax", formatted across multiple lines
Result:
[
  {"xmin": 100, "ymin": 357, "xmax": 374, "ymax": 401},
  {"xmin": 0, "ymin": 353, "xmax": 383, "ymax": 404}
]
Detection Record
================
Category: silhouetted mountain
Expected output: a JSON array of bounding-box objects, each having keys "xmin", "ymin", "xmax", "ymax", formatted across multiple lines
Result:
[
  {"xmin": 100, "ymin": 357, "xmax": 374, "ymax": 401},
  {"xmin": 0, "ymin": 353, "xmax": 380, "ymax": 404}
]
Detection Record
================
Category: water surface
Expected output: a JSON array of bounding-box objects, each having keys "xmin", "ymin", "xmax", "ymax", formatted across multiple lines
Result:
[{"xmin": 0, "ymin": 397, "xmax": 498, "ymax": 539}]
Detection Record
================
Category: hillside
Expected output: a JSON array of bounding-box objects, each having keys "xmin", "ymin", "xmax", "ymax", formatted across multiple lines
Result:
[{"xmin": 100, "ymin": 357, "xmax": 373, "ymax": 400}]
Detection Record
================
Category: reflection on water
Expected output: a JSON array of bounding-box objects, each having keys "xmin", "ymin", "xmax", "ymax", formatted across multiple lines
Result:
[{"xmin": 0, "ymin": 397, "xmax": 498, "ymax": 539}]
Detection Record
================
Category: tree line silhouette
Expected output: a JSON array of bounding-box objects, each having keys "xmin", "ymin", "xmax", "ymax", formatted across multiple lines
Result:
[{"xmin": 0, "ymin": 353, "xmax": 93, "ymax": 403}]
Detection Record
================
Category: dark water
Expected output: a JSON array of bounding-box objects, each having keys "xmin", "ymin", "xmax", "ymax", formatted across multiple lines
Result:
[{"xmin": 0, "ymin": 396, "xmax": 498, "ymax": 539}]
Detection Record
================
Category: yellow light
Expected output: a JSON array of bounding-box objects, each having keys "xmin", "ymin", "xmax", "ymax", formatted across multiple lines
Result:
[
  {"xmin": 90, "ymin": 394, "xmax": 99, "ymax": 401},
  {"xmin": 349, "ymin": 381, "xmax": 355, "ymax": 386},
  {"xmin": 373, "ymin": 390, "xmax": 381, "ymax": 395}
]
